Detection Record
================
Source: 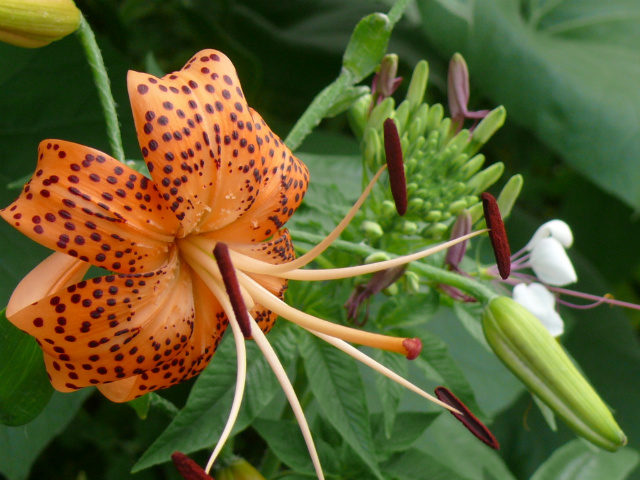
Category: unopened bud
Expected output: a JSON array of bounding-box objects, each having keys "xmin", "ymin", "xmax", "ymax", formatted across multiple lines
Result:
[
  {"xmin": 495, "ymin": 174, "xmax": 523, "ymax": 220},
  {"xmin": 467, "ymin": 162, "xmax": 504, "ymax": 195},
  {"xmin": 483, "ymin": 296, "xmax": 627, "ymax": 451},
  {"xmin": 0, "ymin": 0, "xmax": 81, "ymax": 48},
  {"xmin": 361, "ymin": 220, "xmax": 384, "ymax": 240},
  {"xmin": 218, "ymin": 458, "xmax": 266, "ymax": 480},
  {"xmin": 469, "ymin": 106, "xmax": 506, "ymax": 152},
  {"xmin": 405, "ymin": 60, "xmax": 429, "ymax": 110}
]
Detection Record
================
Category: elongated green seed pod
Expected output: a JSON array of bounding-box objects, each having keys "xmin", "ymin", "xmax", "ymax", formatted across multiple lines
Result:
[{"xmin": 483, "ymin": 296, "xmax": 627, "ymax": 451}]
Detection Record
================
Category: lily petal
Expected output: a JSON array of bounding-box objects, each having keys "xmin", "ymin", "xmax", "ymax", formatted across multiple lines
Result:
[
  {"xmin": 0, "ymin": 140, "xmax": 179, "ymax": 274},
  {"xmin": 513, "ymin": 283, "xmax": 564, "ymax": 337},
  {"xmin": 530, "ymin": 237, "xmax": 577, "ymax": 286},
  {"xmin": 98, "ymin": 271, "xmax": 227, "ymax": 402},
  {"xmin": 525, "ymin": 219, "xmax": 573, "ymax": 251},
  {"xmin": 8, "ymin": 250, "xmax": 208, "ymax": 393},
  {"xmin": 128, "ymin": 50, "xmax": 261, "ymax": 236},
  {"xmin": 7, "ymin": 252, "xmax": 89, "ymax": 317},
  {"xmin": 209, "ymin": 109, "xmax": 309, "ymax": 243}
]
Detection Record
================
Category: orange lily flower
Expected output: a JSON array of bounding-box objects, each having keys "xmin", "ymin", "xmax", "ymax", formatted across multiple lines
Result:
[{"xmin": 1, "ymin": 50, "xmax": 482, "ymax": 478}]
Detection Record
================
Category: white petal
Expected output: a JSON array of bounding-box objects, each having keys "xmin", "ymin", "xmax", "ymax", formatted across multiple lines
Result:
[
  {"xmin": 530, "ymin": 237, "xmax": 577, "ymax": 286},
  {"xmin": 513, "ymin": 283, "xmax": 564, "ymax": 337},
  {"xmin": 525, "ymin": 220, "xmax": 574, "ymax": 251}
]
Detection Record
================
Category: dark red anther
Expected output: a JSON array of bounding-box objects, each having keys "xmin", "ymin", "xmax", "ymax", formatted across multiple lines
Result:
[
  {"xmin": 435, "ymin": 386, "xmax": 500, "ymax": 450},
  {"xmin": 481, "ymin": 192, "xmax": 510, "ymax": 280},
  {"xmin": 402, "ymin": 337, "xmax": 422, "ymax": 360},
  {"xmin": 213, "ymin": 242, "xmax": 252, "ymax": 338},
  {"xmin": 171, "ymin": 452, "xmax": 215, "ymax": 480},
  {"xmin": 383, "ymin": 118, "xmax": 407, "ymax": 216}
]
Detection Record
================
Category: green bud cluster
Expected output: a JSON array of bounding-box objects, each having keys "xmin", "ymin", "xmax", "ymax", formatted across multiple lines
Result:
[{"xmin": 349, "ymin": 58, "xmax": 515, "ymax": 242}]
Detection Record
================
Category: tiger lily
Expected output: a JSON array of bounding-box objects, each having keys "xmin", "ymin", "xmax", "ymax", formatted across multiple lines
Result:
[{"xmin": 1, "ymin": 50, "xmax": 483, "ymax": 478}]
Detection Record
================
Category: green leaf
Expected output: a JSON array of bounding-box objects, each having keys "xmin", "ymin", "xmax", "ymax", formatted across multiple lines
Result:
[
  {"xmin": 530, "ymin": 440, "xmax": 640, "ymax": 480},
  {"xmin": 253, "ymin": 417, "xmax": 338, "ymax": 475},
  {"xmin": 300, "ymin": 333, "xmax": 383, "ymax": 480},
  {"xmin": 0, "ymin": 389, "xmax": 91, "ymax": 480},
  {"xmin": 372, "ymin": 411, "xmax": 439, "ymax": 459},
  {"xmin": 0, "ymin": 309, "xmax": 53, "ymax": 426},
  {"xmin": 413, "ymin": 329, "xmax": 485, "ymax": 418},
  {"xmin": 418, "ymin": 0, "xmax": 640, "ymax": 208},
  {"xmin": 133, "ymin": 324, "xmax": 298, "ymax": 471},
  {"xmin": 382, "ymin": 447, "xmax": 474, "ymax": 480}
]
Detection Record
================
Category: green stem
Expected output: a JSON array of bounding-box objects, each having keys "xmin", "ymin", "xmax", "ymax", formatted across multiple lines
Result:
[
  {"xmin": 76, "ymin": 15, "xmax": 125, "ymax": 161},
  {"xmin": 288, "ymin": 229, "xmax": 497, "ymax": 304}
]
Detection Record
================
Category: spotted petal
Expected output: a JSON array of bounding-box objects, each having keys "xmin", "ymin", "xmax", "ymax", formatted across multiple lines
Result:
[
  {"xmin": 98, "ymin": 271, "xmax": 228, "ymax": 402},
  {"xmin": 210, "ymin": 109, "xmax": 309, "ymax": 243},
  {"xmin": 0, "ymin": 140, "xmax": 179, "ymax": 274},
  {"xmin": 128, "ymin": 49, "xmax": 263, "ymax": 237},
  {"xmin": 8, "ymin": 250, "xmax": 211, "ymax": 393}
]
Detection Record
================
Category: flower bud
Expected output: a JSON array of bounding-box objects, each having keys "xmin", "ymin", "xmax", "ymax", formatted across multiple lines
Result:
[
  {"xmin": 361, "ymin": 220, "xmax": 384, "ymax": 240},
  {"xmin": 217, "ymin": 459, "xmax": 266, "ymax": 480},
  {"xmin": 0, "ymin": 0, "xmax": 81, "ymax": 48},
  {"xmin": 483, "ymin": 296, "xmax": 627, "ymax": 451},
  {"xmin": 468, "ymin": 106, "xmax": 506, "ymax": 152},
  {"xmin": 405, "ymin": 60, "xmax": 429, "ymax": 110}
]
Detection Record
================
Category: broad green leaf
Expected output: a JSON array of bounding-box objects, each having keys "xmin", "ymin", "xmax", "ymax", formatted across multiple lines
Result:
[
  {"xmin": 0, "ymin": 309, "xmax": 53, "ymax": 426},
  {"xmin": 418, "ymin": 0, "xmax": 640, "ymax": 208},
  {"xmin": 0, "ymin": 389, "xmax": 91, "ymax": 480},
  {"xmin": 133, "ymin": 324, "xmax": 298, "ymax": 471},
  {"xmin": 300, "ymin": 333, "xmax": 383, "ymax": 480},
  {"xmin": 372, "ymin": 349, "xmax": 407, "ymax": 438},
  {"xmin": 372, "ymin": 411, "xmax": 439, "ymax": 459},
  {"xmin": 413, "ymin": 329, "xmax": 485, "ymax": 418},
  {"xmin": 530, "ymin": 440, "xmax": 639, "ymax": 480},
  {"xmin": 382, "ymin": 447, "xmax": 474, "ymax": 480},
  {"xmin": 252, "ymin": 417, "xmax": 339, "ymax": 475}
]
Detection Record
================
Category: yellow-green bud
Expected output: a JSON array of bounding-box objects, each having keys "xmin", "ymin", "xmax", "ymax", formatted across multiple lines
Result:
[
  {"xmin": 483, "ymin": 296, "xmax": 627, "ymax": 451},
  {"xmin": 361, "ymin": 220, "xmax": 384, "ymax": 240},
  {"xmin": 468, "ymin": 106, "xmax": 506, "ymax": 153},
  {"xmin": 0, "ymin": 0, "xmax": 81, "ymax": 48},
  {"xmin": 405, "ymin": 60, "xmax": 429, "ymax": 111},
  {"xmin": 467, "ymin": 162, "xmax": 504, "ymax": 195},
  {"xmin": 495, "ymin": 174, "xmax": 523, "ymax": 220},
  {"xmin": 217, "ymin": 459, "xmax": 266, "ymax": 480},
  {"xmin": 405, "ymin": 271, "xmax": 421, "ymax": 294},
  {"xmin": 364, "ymin": 252, "xmax": 391, "ymax": 264},
  {"xmin": 348, "ymin": 92, "xmax": 372, "ymax": 138},
  {"xmin": 401, "ymin": 220, "xmax": 418, "ymax": 235}
]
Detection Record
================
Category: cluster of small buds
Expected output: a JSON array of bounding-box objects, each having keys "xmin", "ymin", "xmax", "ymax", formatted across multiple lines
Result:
[{"xmin": 348, "ymin": 53, "xmax": 516, "ymax": 243}]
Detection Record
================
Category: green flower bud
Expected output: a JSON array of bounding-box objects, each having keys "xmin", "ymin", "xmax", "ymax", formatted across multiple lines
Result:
[
  {"xmin": 466, "ymin": 162, "xmax": 504, "ymax": 194},
  {"xmin": 483, "ymin": 296, "xmax": 627, "ymax": 451},
  {"xmin": 0, "ymin": 0, "xmax": 81, "ymax": 48},
  {"xmin": 448, "ymin": 199, "xmax": 468, "ymax": 215},
  {"xmin": 361, "ymin": 219, "xmax": 384, "ymax": 240},
  {"xmin": 393, "ymin": 99, "xmax": 411, "ymax": 134},
  {"xmin": 425, "ymin": 210, "xmax": 442, "ymax": 222},
  {"xmin": 381, "ymin": 199, "xmax": 397, "ymax": 217},
  {"xmin": 495, "ymin": 174, "xmax": 523, "ymax": 220},
  {"xmin": 426, "ymin": 103, "xmax": 444, "ymax": 132},
  {"xmin": 364, "ymin": 252, "xmax": 391, "ymax": 264},
  {"xmin": 401, "ymin": 220, "xmax": 418, "ymax": 235},
  {"xmin": 460, "ymin": 154, "xmax": 485, "ymax": 180},
  {"xmin": 347, "ymin": 92, "xmax": 372, "ymax": 138},
  {"xmin": 367, "ymin": 96, "xmax": 395, "ymax": 132},
  {"xmin": 405, "ymin": 60, "xmax": 429, "ymax": 111},
  {"xmin": 404, "ymin": 271, "xmax": 421, "ymax": 294},
  {"xmin": 218, "ymin": 458, "xmax": 266, "ymax": 480},
  {"xmin": 363, "ymin": 127, "xmax": 382, "ymax": 171},
  {"xmin": 468, "ymin": 106, "xmax": 506, "ymax": 153}
]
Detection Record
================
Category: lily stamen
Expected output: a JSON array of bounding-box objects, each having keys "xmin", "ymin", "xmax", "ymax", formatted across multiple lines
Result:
[{"xmin": 213, "ymin": 243, "xmax": 252, "ymax": 338}]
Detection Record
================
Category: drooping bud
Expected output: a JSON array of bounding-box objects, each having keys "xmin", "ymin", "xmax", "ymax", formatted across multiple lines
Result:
[
  {"xmin": 445, "ymin": 210, "xmax": 472, "ymax": 270},
  {"xmin": 171, "ymin": 452, "xmax": 214, "ymax": 480},
  {"xmin": 481, "ymin": 192, "xmax": 511, "ymax": 280},
  {"xmin": 213, "ymin": 243, "xmax": 252, "ymax": 338},
  {"xmin": 383, "ymin": 118, "xmax": 407, "ymax": 216},
  {"xmin": 483, "ymin": 296, "xmax": 627, "ymax": 451},
  {"xmin": 0, "ymin": 0, "xmax": 81, "ymax": 48},
  {"xmin": 344, "ymin": 265, "xmax": 407, "ymax": 324},
  {"xmin": 371, "ymin": 54, "xmax": 402, "ymax": 106},
  {"xmin": 217, "ymin": 458, "xmax": 266, "ymax": 480},
  {"xmin": 435, "ymin": 386, "xmax": 499, "ymax": 449},
  {"xmin": 447, "ymin": 53, "xmax": 490, "ymax": 132}
]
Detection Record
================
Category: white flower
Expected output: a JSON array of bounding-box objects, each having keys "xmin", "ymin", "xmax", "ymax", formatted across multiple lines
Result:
[
  {"xmin": 513, "ymin": 283, "xmax": 564, "ymax": 337},
  {"xmin": 525, "ymin": 220, "xmax": 574, "ymax": 251},
  {"xmin": 529, "ymin": 237, "xmax": 577, "ymax": 286}
]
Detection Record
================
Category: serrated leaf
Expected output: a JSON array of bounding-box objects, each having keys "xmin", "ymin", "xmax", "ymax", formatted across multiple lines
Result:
[
  {"xmin": 372, "ymin": 411, "xmax": 439, "ymax": 459},
  {"xmin": 133, "ymin": 324, "xmax": 298, "ymax": 471},
  {"xmin": 530, "ymin": 440, "xmax": 639, "ymax": 480},
  {"xmin": 253, "ymin": 417, "xmax": 339, "ymax": 475},
  {"xmin": 382, "ymin": 447, "xmax": 474, "ymax": 480},
  {"xmin": 0, "ymin": 309, "xmax": 53, "ymax": 426},
  {"xmin": 300, "ymin": 333, "xmax": 383, "ymax": 480},
  {"xmin": 0, "ymin": 389, "xmax": 91, "ymax": 480},
  {"xmin": 372, "ymin": 349, "xmax": 407, "ymax": 438},
  {"xmin": 413, "ymin": 329, "xmax": 484, "ymax": 418}
]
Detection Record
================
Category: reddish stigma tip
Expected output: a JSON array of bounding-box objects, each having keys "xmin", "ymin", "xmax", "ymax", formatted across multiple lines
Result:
[
  {"xmin": 213, "ymin": 243, "xmax": 252, "ymax": 338},
  {"xmin": 171, "ymin": 452, "xmax": 215, "ymax": 480},
  {"xmin": 481, "ymin": 192, "xmax": 511, "ymax": 280},
  {"xmin": 383, "ymin": 118, "xmax": 407, "ymax": 216},
  {"xmin": 434, "ymin": 386, "xmax": 500, "ymax": 449},
  {"xmin": 402, "ymin": 337, "xmax": 422, "ymax": 360}
]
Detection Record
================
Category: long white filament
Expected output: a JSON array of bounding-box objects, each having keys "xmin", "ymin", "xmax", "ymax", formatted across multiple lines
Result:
[
  {"xmin": 249, "ymin": 318, "xmax": 325, "ymax": 480},
  {"xmin": 188, "ymin": 263, "xmax": 248, "ymax": 475}
]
